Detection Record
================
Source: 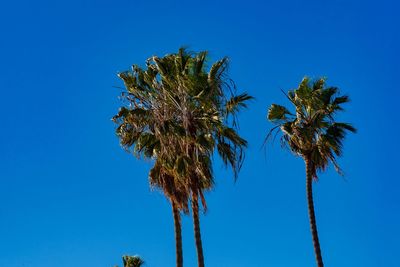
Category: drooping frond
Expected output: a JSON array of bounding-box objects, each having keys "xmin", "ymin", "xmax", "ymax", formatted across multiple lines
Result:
[
  {"xmin": 226, "ymin": 93, "xmax": 254, "ymax": 116},
  {"xmin": 267, "ymin": 104, "xmax": 293, "ymax": 122}
]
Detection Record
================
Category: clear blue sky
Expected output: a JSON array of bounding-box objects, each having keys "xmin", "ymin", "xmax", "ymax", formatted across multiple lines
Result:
[{"xmin": 0, "ymin": 0, "xmax": 398, "ymax": 266}]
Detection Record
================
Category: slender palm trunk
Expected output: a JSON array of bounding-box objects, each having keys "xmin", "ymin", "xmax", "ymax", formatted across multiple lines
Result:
[
  {"xmin": 172, "ymin": 201, "xmax": 183, "ymax": 267},
  {"xmin": 305, "ymin": 156, "xmax": 324, "ymax": 267},
  {"xmin": 191, "ymin": 193, "xmax": 205, "ymax": 267}
]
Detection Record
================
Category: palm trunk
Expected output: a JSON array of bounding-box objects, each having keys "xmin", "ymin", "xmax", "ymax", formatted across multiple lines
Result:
[
  {"xmin": 172, "ymin": 201, "xmax": 183, "ymax": 267},
  {"xmin": 305, "ymin": 156, "xmax": 324, "ymax": 267},
  {"xmin": 191, "ymin": 193, "xmax": 205, "ymax": 267}
]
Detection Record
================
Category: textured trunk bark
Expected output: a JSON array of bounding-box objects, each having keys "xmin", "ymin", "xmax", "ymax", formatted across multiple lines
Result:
[
  {"xmin": 191, "ymin": 194, "xmax": 205, "ymax": 267},
  {"xmin": 172, "ymin": 202, "xmax": 183, "ymax": 267},
  {"xmin": 305, "ymin": 156, "xmax": 324, "ymax": 267}
]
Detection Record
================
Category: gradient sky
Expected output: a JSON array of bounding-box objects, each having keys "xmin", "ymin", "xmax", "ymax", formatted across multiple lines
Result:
[{"xmin": 0, "ymin": 1, "xmax": 399, "ymax": 266}]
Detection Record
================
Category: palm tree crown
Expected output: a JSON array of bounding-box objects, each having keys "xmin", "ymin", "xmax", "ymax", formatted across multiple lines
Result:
[
  {"xmin": 113, "ymin": 48, "xmax": 252, "ymax": 207},
  {"xmin": 267, "ymin": 77, "xmax": 356, "ymax": 178},
  {"xmin": 122, "ymin": 255, "xmax": 145, "ymax": 267}
]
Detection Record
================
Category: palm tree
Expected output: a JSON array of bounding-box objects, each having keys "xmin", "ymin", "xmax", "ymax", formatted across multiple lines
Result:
[
  {"xmin": 113, "ymin": 60, "xmax": 189, "ymax": 267},
  {"xmin": 114, "ymin": 48, "xmax": 252, "ymax": 267},
  {"xmin": 267, "ymin": 77, "xmax": 356, "ymax": 267},
  {"xmin": 122, "ymin": 255, "xmax": 145, "ymax": 267},
  {"xmin": 149, "ymin": 49, "xmax": 252, "ymax": 267}
]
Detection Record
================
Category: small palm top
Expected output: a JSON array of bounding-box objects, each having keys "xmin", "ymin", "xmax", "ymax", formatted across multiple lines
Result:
[
  {"xmin": 122, "ymin": 255, "xmax": 144, "ymax": 267},
  {"xmin": 267, "ymin": 77, "xmax": 356, "ymax": 178}
]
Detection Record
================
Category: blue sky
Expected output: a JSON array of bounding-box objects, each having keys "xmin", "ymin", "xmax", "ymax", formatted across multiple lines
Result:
[{"xmin": 0, "ymin": 0, "xmax": 399, "ymax": 266}]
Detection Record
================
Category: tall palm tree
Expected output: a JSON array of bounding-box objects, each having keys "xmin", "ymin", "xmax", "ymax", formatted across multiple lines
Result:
[
  {"xmin": 149, "ymin": 49, "xmax": 252, "ymax": 267},
  {"xmin": 267, "ymin": 77, "xmax": 356, "ymax": 267},
  {"xmin": 114, "ymin": 48, "xmax": 252, "ymax": 267},
  {"xmin": 113, "ymin": 60, "xmax": 189, "ymax": 267}
]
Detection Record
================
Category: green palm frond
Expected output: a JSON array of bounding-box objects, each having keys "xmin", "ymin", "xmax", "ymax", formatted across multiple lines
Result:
[
  {"xmin": 226, "ymin": 93, "xmax": 254, "ymax": 115},
  {"xmin": 208, "ymin": 57, "xmax": 228, "ymax": 89},
  {"xmin": 267, "ymin": 104, "xmax": 293, "ymax": 122}
]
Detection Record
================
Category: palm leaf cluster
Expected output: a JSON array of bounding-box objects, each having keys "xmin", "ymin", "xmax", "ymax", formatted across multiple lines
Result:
[
  {"xmin": 267, "ymin": 77, "xmax": 356, "ymax": 178},
  {"xmin": 116, "ymin": 255, "xmax": 144, "ymax": 267}
]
